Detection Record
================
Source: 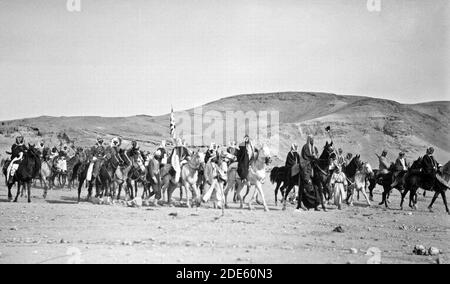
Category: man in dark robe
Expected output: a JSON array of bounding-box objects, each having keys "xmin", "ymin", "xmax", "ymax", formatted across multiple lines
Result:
[
  {"xmin": 299, "ymin": 135, "xmax": 318, "ymax": 184},
  {"xmin": 6, "ymin": 135, "xmax": 28, "ymax": 184},
  {"xmin": 422, "ymin": 147, "xmax": 439, "ymax": 188},
  {"xmin": 237, "ymin": 135, "xmax": 254, "ymax": 183},
  {"xmin": 285, "ymin": 143, "xmax": 300, "ymax": 179}
]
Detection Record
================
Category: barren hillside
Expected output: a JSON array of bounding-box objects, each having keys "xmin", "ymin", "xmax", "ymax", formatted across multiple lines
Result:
[{"xmin": 0, "ymin": 92, "xmax": 449, "ymax": 166}]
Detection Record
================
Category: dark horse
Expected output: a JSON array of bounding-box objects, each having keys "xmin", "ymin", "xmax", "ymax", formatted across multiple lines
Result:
[
  {"xmin": 270, "ymin": 166, "xmax": 288, "ymax": 206},
  {"xmin": 282, "ymin": 141, "xmax": 334, "ymax": 211},
  {"xmin": 367, "ymin": 163, "xmax": 404, "ymax": 209},
  {"xmin": 343, "ymin": 154, "xmax": 362, "ymax": 204},
  {"xmin": 3, "ymin": 145, "xmax": 41, "ymax": 203},
  {"xmin": 400, "ymin": 158, "xmax": 449, "ymax": 214}
]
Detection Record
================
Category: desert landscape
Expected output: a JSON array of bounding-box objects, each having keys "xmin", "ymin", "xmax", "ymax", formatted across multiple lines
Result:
[{"xmin": 0, "ymin": 92, "xmax": 449, "ymax": 264}]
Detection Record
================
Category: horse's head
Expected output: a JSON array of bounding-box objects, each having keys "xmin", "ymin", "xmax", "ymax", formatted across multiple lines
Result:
[
  {"xmin": 321, "ymin": 141, "xmax": 335, "ymax": 160},
  {"xmin": 411, "ymin": 157, "xmax": 423, "ymax": 170},
  {"xmin": 188, "ymin": 151, "xmax": 203, "ymax": 170},
  {"xmin": 361, "ymin": 162, "xmax": 373, "ymax": 176}
]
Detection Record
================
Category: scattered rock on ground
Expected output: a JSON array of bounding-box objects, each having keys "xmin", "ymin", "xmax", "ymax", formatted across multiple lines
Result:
[{"xmin": 333, "ymin": 226, "xmax": 344, "ymax": 233}]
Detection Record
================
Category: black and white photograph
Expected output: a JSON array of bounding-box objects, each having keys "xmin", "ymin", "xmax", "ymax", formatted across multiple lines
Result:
[{"xmin": 0, "ymin": 0, "xmax": 449, "ymax": 266}]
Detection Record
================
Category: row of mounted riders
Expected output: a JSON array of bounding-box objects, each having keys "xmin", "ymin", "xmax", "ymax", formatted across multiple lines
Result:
[
  {"xmin": 1, "ymin": 142, "xmax": 167, "ymax": 203},
  {"xmin": 1, "ymin": 138, "xmax": 449, "ymax": 214},
  {"xmin": 269, "ymin": 142, "xmax": 449, "ymax": 214}
]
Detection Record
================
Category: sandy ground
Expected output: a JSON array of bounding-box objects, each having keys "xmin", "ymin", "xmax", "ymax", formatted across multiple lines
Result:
[{"xmin": 0, "ymin": 181, "xmax": 448, "ymax": 264}]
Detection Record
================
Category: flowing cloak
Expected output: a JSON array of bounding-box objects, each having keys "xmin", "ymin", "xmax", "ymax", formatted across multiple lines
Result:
[
  {"xmin": 11, "ymin": 143, "xmax": 27, "ymax": 160},
  {"xmin": 422, "ymin": 154, "xmax": 438, "ymax": 175},
  {"xmin": 237, "ymin": 141, "xmax": 253, "ymax": 180},
  {"xmin": 285, "ymin": 151, "xmax": 300, "ymax": 177},
  {"xmin": 169, "ymin": 146, "xmax": 191, "ymax": 181},
  {"xmin": 299, "ymin": 143, "xmax": 317, "ymax": 181}
]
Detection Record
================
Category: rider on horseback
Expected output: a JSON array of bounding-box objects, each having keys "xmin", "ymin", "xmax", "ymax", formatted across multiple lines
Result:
[
  {"xmin": 154, "ymin": 140, "xmax": 167, "ymax": 166},
  {"xmin": 299, "ymin": 135, "xmax": 319, "ymax": 184},
  {"xmin": 110, "ymin": 137, "xmax": 125, "ymax": 167},
  {"xmin": 205, "ymin": 142, "xmax": 217, "ymax": 164},
  {"xmin": 168, "ymin": 137, "xmax": 191, "ymax": 182},
  {"xmin": 6, "ymin": 135, "xmax": 28, "ymax": 184},
  {"xmin": 375, "ymin": 150, "xmax": 390, "ymax": 183},
  {"xmin": 422, "ymin": 147, "xmax": 439, "ymax": 189},
  {"xmin": 285, "ymin": 143, "xmax": 300, "ymax": 179},
  {"xmin": 87, "ymin": 137, "xmax": 106, "ymax": 181},
  {"xmin": 237, "ymin": 134, "xmax": 254, "ymax": 183},
  {"xmin": 391, "ymin": 151, "xmax": 408, "ymax": 188}
]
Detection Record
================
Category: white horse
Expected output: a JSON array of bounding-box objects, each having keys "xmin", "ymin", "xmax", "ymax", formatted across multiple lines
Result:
[
  {"xmin": 162, "ymin": 151, "xmax": 204, "ymax": 208},
  {"xmin": 225, "ymin": 144, "xmax": 271, "ymax": 211},
  {"xmin": 348, "ymin": 162, "xmax": 372, "ymax": 206}
]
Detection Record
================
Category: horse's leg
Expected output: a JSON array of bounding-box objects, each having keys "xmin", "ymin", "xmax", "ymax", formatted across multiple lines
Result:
[
  {"xmin": 440, "ymin": 190, "xmax": 449, "ymax": 214},
  {"xmin": 256, "ymin": 182, "xmax": 269, "ymax": 212},
  {"xmin": 87, "ymin": 181, "xmax": 93, "ymax": 201},
  {"xmin": 42, "ymin": 176, "xmax": 48, "ymax": 199},
  {"xmin": 428, "ymin": 191, "xmax": 440, "ymax": 212},
  {"xmin": 400, "ymin": 185, "xmax": 409, "ymax": 210},
  {"xmin": 7, "ymin": 182, "xmax": 13, "ymax": 201},
  {"xmin": 281, "ymin": 175, "xmax": 292, "ymax": 210},
  {"xmin": 242, "ymin": 184, "xmax": 250, "ymax": 203},
  {"xmin": 14, "ymin": 182, "xmax": 21, "ymax": 202},
  {"xmin": 317, "ymin": 182, "xmax": 327, "ymax": 211},
  {"xmin": 274, "ymin": 181, "xmax": 281, "ymax": 206},
  {"xmin": 235, "ymin": 182, "xmax": 244, "ymax": 209},
  {"xmin": 361, "ymin": 184, "xmax": 371, "ymax": 206},
  {"xmin": 27, "ymin": 182, "xmax": 31, "ymax": 203},
  {"xmin": 77, "ymin": 178, "xmax": 84, "ymax": 203}
]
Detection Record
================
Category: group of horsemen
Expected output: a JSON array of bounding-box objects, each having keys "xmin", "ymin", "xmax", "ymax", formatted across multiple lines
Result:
[
  {"xmin": 4, "ymin": 134, "xmax": 256, "ymax": 196},
  {"xmin": 4, "ymin": 133, "xmax": 444, "ymax": 208}
]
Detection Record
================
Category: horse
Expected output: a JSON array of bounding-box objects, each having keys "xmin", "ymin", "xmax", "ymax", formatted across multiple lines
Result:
[
  {"xmin": 124, "ymin": 151, "xmax": 147, "ymax": 200},
  {"xmin": 52, "ymin": 156, "xmax": 68, "ymax": 188},
  {"xmin": 160, "ymin": 151, "xmax": 203, "ymax": 207},
  {"xmin": 227, "ymin": 144, "xmax": 272, "ymax": 211},
  {"xmin": 141, "ymin": 155, "xmax": 161, "ymax": 201},
  {"xmin": 270, "ymin": 166, "xmax": 286, "ymax": 206},
  {"xmin": 40, "ymin": 156, "xmax": 54, "ymax": 198},
  {"xmin": 287, "ymin": 141, "xmax": 334, "ymax": 212},
  {"xmin": 400, "ymin": 158, "xmax": 449, "ymax": 214},
  {"xmin": 375, "ymin": 163, "xmax": 404, "ymax": 209},
  {"xmin": 347, "ymin": 161, "xmax": 373, "ymax": 206},
  {"xmin": 4, "ymin": 144, "xmax": 41, "ymax": 203},
  {"xmin": 342, "ymin": 154, "xmax": 362, "ymax": 205}
]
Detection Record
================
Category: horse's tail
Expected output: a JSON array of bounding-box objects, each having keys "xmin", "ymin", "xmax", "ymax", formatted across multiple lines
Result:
[{"xmin": 270, "ymin": 167, "xmax": 279, "ymax": 184}]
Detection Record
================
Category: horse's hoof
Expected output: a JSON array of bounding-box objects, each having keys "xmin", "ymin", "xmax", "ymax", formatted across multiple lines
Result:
[
  {"xmin": 28, "ymin": 200, "xmax": 31, "ymax": 203},
  {"xmin": 13, "ymin": 199, "xmax": 18, "ymax": 203},
  {"xmin": 264, "ymin": 207, "xmax": 269, "ymax": 212},
  {"xmin": 282, "ymin": 206, "xmax": 286, "ymax": 211},
  {"xmin": 378, "ymin": 202, "xmax": 383, "ymax": 206}
]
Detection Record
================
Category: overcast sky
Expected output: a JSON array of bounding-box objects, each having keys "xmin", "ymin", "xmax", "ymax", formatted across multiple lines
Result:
[{"xmin": 0, "ymin": 0, "xmax": 448, "ymax": 120}]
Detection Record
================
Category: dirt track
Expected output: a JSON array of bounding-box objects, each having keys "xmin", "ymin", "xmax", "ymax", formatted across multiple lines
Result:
[{"xmin": 0, "ymin": 182, "xmax": 448, "ymax": 264}]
